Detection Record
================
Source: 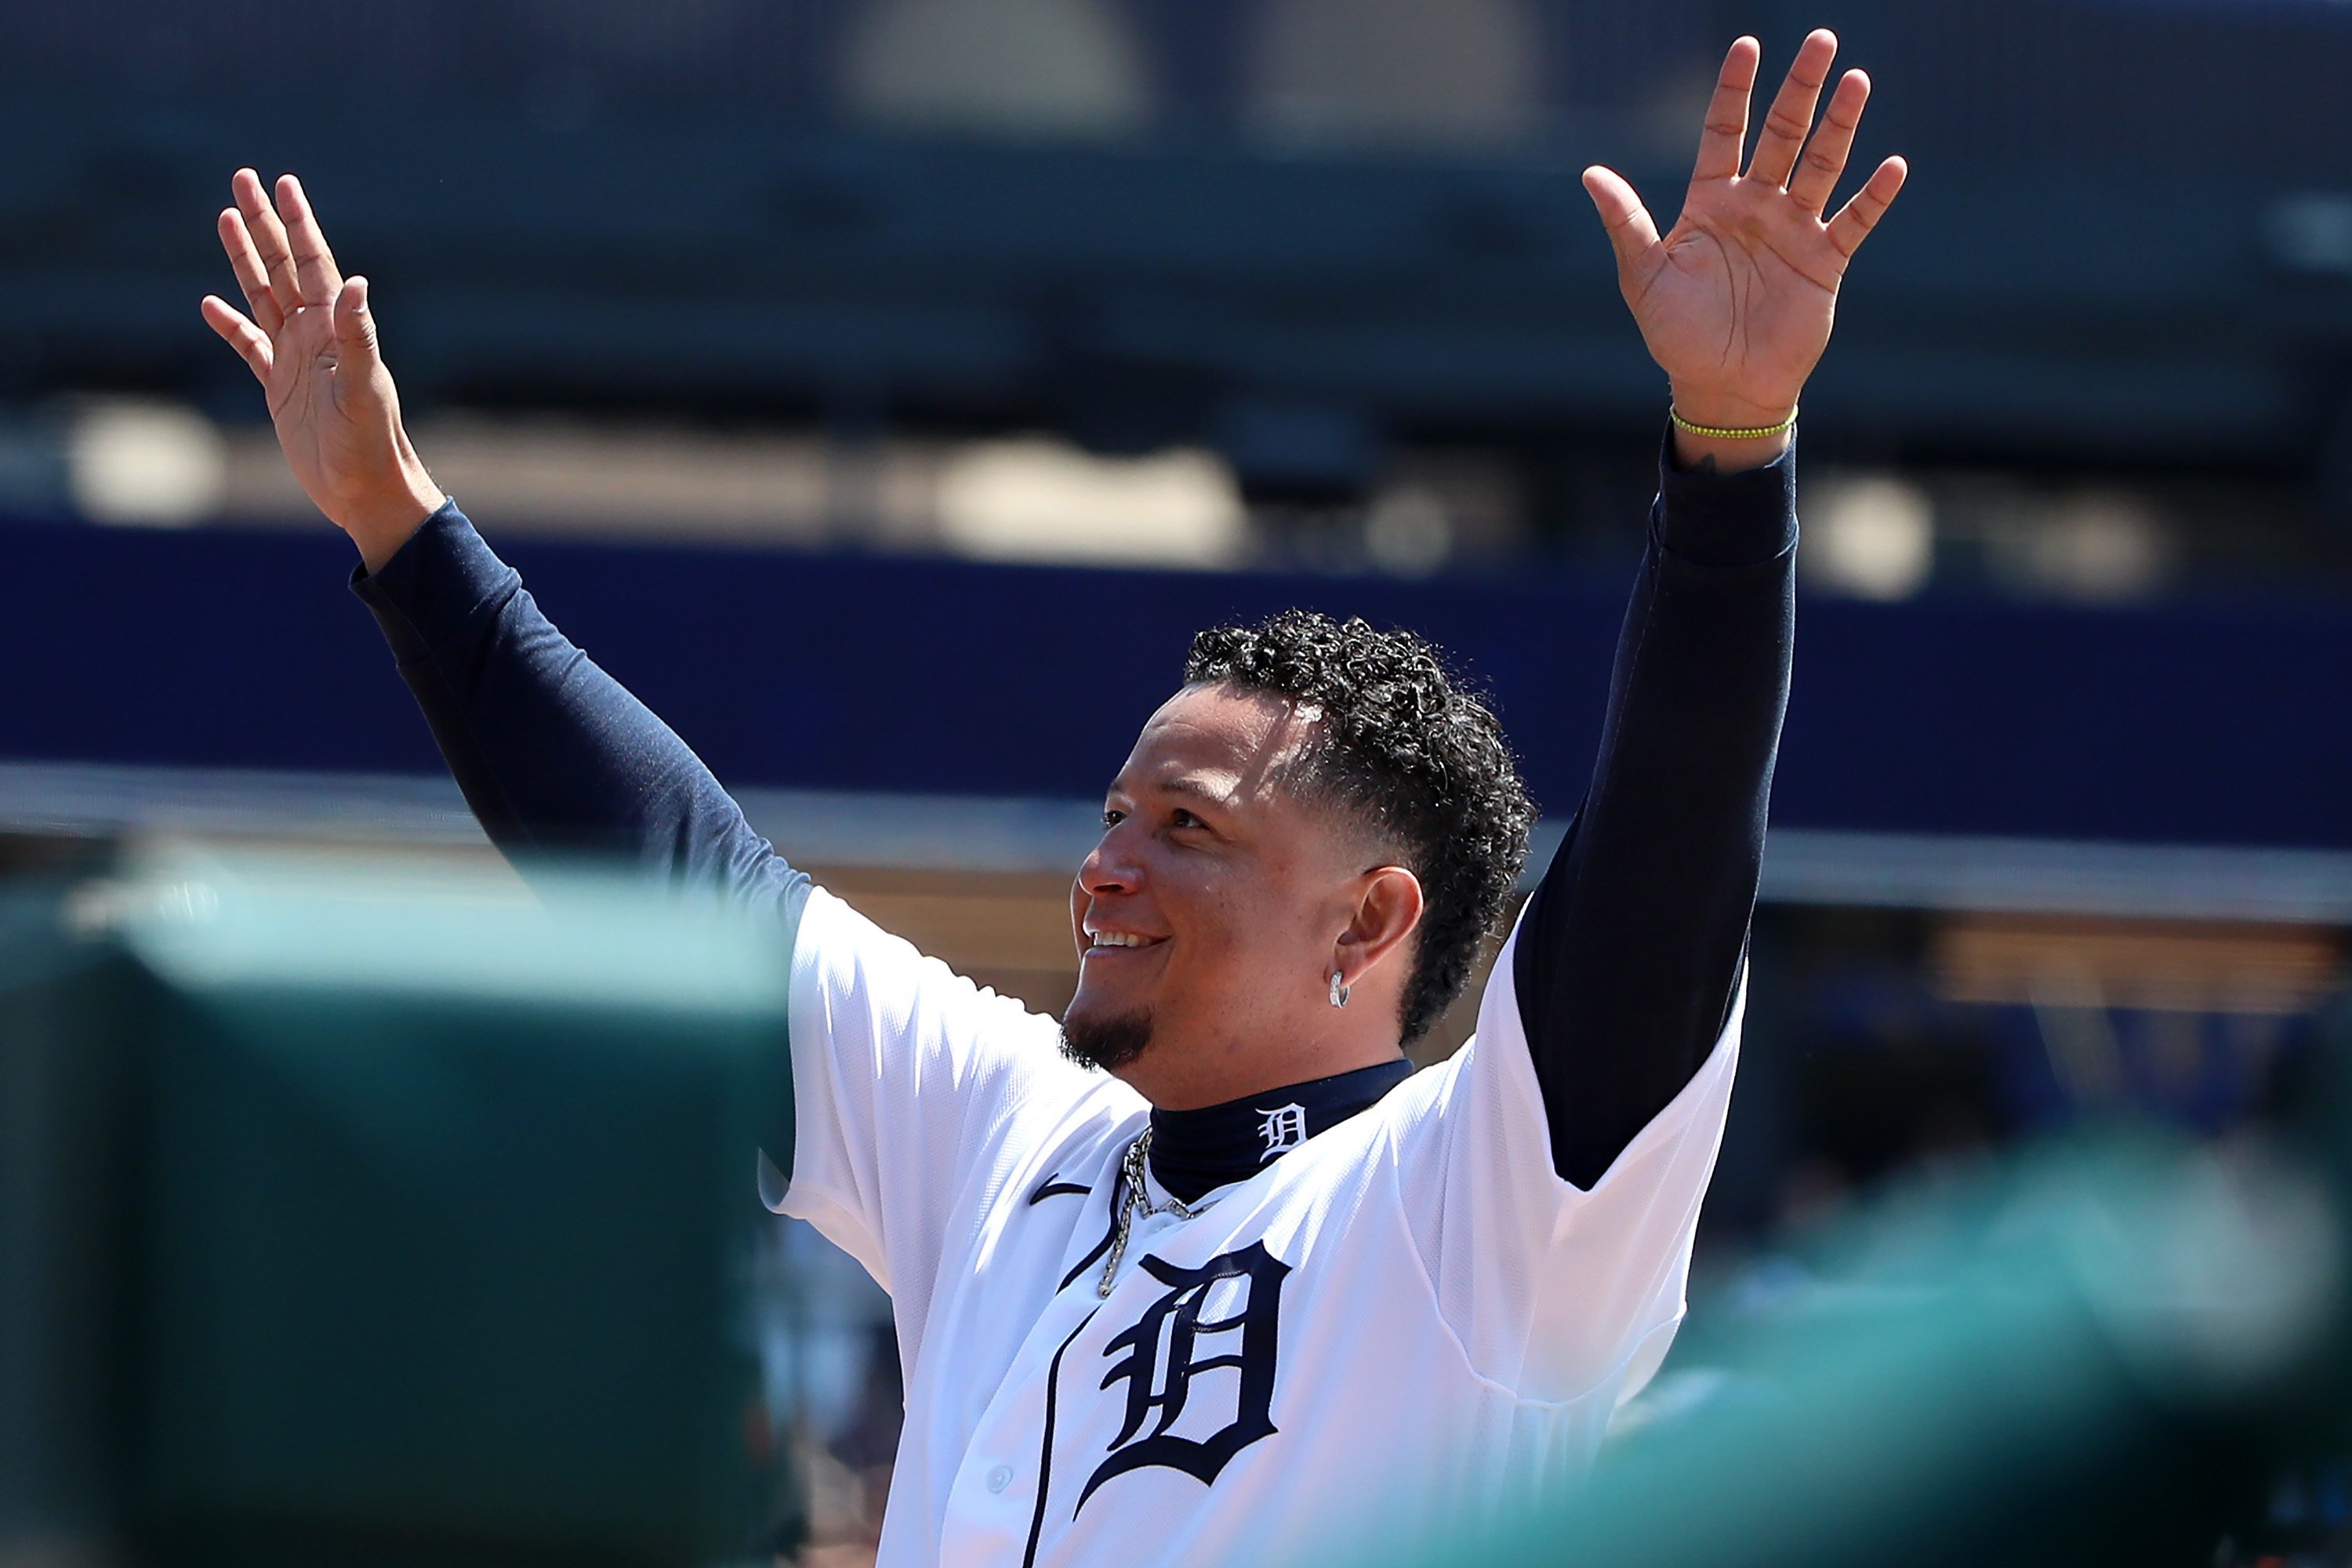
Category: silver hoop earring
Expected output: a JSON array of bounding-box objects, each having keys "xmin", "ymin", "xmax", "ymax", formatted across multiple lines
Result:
[{"xmin": 1328, "ymin": 970, "xmax": 1351, "ymax": 1009}]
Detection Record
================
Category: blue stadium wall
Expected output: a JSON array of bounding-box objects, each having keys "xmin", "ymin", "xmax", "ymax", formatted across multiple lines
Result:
[{"xmin": 7, "ymin": 515, "xmax": 2347, "ymax": 851}]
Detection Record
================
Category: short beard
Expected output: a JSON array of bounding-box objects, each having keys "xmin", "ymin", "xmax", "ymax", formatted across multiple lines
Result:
[{"xmin": 1060, "ymin": 1007, "xmax": 1156, "ymax": 1073}]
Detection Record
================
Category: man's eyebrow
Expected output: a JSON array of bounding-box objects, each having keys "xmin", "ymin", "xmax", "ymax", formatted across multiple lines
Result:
[
  {"xmin": 1106, "ymin": 774, "xmax": 1225, "ymax": 804},
  {"xmin": 1163, "ymin": 775, "xmax": 1221, "ymax": 798}
]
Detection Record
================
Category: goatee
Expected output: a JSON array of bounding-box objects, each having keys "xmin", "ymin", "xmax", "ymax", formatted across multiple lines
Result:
[{"xmin": 1060, "ymin": 1007, "xmax": 1155, "ymax": 1072}]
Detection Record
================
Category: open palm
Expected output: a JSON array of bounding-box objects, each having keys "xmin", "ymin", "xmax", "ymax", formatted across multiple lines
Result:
[
  {"xmin": 201, "ymin": 169, "xmax": 441, "ymax": 564},
  {"xmin": 1584, "ymin": 31, "xmax": 1907, "ymax": 430}
]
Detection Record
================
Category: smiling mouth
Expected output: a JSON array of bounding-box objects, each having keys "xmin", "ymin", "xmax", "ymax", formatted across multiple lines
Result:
[{"xmin": 1083, "ymin": 932, "xmax": 1167, "ymax": 956}]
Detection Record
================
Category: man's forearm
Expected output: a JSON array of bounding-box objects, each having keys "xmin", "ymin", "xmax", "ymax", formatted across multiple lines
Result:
[
  {"xmin": 1513, "ymin": 429, "xmax": 1796, "ymax": 1189},
  {"xmin": 351, "ymin": 503, "xmax": 808, "ymax": 919}
]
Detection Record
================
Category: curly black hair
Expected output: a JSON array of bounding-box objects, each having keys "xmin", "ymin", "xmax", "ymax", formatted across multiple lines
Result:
[{"xmin": 1184, "ymin": 610, "xmax": 1536, "ymax": 1044}]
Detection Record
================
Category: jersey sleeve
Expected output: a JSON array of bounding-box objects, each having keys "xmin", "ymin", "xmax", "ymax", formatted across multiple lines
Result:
[
  {"xmin": 1392, "ymin": 909, "xmax": 1741, "ymax": 1407},
  {"xmin": 768, "ymin": 887, "xmax": 1111, "ymax": 1335}
]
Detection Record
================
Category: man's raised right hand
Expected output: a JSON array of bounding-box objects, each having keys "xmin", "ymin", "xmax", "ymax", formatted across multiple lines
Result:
[{"xmin": 201, "ymin": 169, "xmax": 445, "ymax": 572}]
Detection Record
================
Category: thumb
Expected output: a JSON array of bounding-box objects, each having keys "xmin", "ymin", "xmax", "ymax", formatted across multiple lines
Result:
[
  {"xmin": 1581, "ymin": 165, "xmax": 1661, "ymax": 274},
  {"xmin": 333, "ymin": 275, "xmax": 381, "ymax": 367}
]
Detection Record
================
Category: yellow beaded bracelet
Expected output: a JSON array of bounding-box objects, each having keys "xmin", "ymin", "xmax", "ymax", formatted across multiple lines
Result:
[{"xmin": 1669, "ymin": 405, "xmax": 1798, "ymax": 441}]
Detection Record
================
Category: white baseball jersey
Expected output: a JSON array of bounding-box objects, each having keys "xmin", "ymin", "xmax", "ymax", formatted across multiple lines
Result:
[{"xmin": 767, "ymin": 885, "xmax": 1742, "ymax": 1567}]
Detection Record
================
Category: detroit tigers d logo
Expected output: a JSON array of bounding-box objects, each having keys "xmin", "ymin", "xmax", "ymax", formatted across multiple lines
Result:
[{"xmin": 1074, "ymin": 1241, "xmax": 1290, "ymax": 1515}]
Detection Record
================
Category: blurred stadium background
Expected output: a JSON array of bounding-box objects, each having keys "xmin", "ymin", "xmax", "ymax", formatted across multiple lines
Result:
[{"xmin": 2, "ymin": 0, "xmax": 2350, "ymax": 1563}]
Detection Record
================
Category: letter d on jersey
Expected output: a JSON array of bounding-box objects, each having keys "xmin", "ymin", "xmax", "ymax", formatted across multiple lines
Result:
[
  {"xmin": 1254, "ymin": 1104, "xmax": 1307, "ymax": 1162},
  {"xmin": 1074, "ymin": 1243, "xmax": 1290, "ymax": 1515}
]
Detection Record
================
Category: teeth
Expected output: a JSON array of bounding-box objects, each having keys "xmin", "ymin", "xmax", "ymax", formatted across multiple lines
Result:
[{"xmin": 1091, "ymin": 932, "xmax": 1147, "ymax": 948}]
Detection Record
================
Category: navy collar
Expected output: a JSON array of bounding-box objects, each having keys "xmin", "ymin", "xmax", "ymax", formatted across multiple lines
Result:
[{"xmin": 1148, "ymin": 1059, "xmax": 1415, "ymax": 1203}]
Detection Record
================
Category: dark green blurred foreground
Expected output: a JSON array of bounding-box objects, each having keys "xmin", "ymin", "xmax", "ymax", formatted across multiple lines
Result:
[
  {"xmin": 1388, "ymin": 1054, "xmax": 2352, "ymax": 1566},
  {"xmin": 0, "ymin": 851, "xmax": 798, "ymax": 1566},
  {"xmin": 5, "ymin": 849, "xmax": 2345, "ymax": 1567}
]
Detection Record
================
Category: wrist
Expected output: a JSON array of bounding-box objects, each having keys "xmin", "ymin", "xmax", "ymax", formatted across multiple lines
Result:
[
  {"xmin": 1667, "ymin": 385, "xmax": 1798, "ymax": 433},
  {"xmin": 335, "ymin": 466, "xmax": 447, "ymax": 575},
  {"xmin": 1667, "ymin": 387, "xmax": 1797, "ymax": 474}
]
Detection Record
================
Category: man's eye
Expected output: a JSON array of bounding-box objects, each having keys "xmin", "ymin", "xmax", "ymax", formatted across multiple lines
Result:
[
  {"xmin": 1171, "ymin": 809, "xmax": 1203, "ymax": 829},
  {"xmin": 1101, "ymin": 808, "xmax": 1125, "ymax": 829}
]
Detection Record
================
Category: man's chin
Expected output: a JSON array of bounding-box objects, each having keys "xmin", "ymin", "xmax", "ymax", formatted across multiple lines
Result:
[{"xmin": 1059, "ymin": 1004, "xmax": 1156, "ymax": 1073}]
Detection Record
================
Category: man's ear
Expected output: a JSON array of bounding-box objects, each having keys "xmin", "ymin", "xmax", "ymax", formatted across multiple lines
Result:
[{"xmin": 1334, "ymin": 866, "xmax": 1424, "ymax": 989}]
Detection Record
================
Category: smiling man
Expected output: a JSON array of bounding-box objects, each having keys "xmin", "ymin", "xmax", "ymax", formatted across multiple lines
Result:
[{"xmin": 201, "ymin": 31, "xmax": 1903, "ymax": 1566}]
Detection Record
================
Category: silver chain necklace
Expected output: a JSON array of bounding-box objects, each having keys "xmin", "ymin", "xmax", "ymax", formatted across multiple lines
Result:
[{"xmin": 1098, "ymin": 1127, "xmax": 1203, "ymax": 1298}]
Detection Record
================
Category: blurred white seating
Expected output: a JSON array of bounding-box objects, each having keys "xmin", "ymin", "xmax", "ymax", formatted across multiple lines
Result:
[{"xmin": 841, "ymin": 0, "xmax": 1152, "ymax": 139}]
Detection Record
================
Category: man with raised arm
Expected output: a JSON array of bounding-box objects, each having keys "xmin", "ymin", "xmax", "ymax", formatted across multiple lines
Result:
[{"xmin": 202, "ymin": 33, "xmax": 1901, "ymax": 1566}]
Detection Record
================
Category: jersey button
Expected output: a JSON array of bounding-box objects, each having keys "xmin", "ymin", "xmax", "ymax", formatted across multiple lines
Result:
[{"xmin": 985, "ymin": 1465, "xmax": 1014, "ymax": 1494}]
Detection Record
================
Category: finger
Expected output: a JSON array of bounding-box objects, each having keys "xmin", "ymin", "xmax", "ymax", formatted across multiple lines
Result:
[
  {"xmin": 1788, "ymin": 69, "xmax": 1871, "ymax": 216},
  {"xmin": 1826, "ymin": 154, "xmax": 1908, "ymax": 260},
  {"xmin": 201, "ymin": 295, "xmax": 275, "ymax": 382},
  {"xmin": 1748, "ymin": 29, "xmax": 1838, "ymax": 187},
  {"xmin": 1582, "ymin": 165, "xmax": 1664, "ymax": 275},
  {"xmin": 216, "ymin": 208, "xmax": 285, "ymax": 333},
  {"xmin": 232, "ymin": 167, "xmax": 303, "ymax": 317},
  {"xmin": 275, "ymin": 173, "xmax": 343, "ymax": 307},
  {"xmin": 333, "ymin": 275, "xmax": 381, "ymax": 370},
  {"xmin": 1691, "ymin": 36, "xmax": 1762, "ymax": 184}
]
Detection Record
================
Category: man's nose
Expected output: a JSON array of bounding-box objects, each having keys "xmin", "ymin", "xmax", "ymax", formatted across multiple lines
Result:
[{"xmin": 1077, "ymin": 826, "xmax": 1142, "ymax": 895}]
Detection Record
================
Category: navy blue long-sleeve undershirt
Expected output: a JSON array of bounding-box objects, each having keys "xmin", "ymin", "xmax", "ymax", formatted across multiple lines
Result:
[
  {"xmin": 1520, "ymin": 437, "xmax": 1795, "ymax": 1188},
  {"xmin": 350, "ymin": 429, "xmax": 1793, "ymax": 1194}
]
